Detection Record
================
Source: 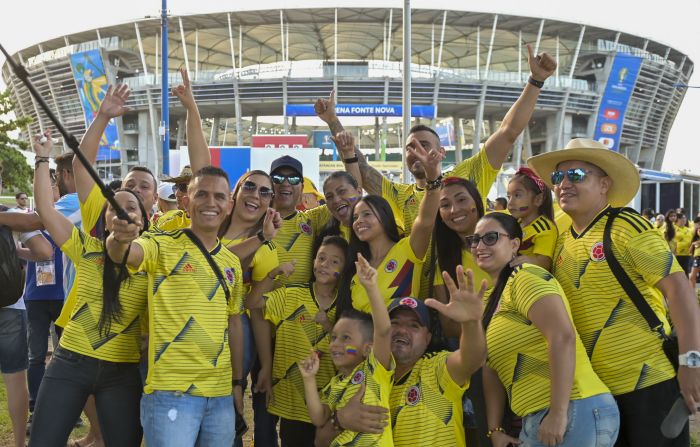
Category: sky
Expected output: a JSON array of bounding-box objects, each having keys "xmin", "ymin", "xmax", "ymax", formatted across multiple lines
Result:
[{"xmin": 2, "ymin": 0, "xmax": 699, "ymax": 173}]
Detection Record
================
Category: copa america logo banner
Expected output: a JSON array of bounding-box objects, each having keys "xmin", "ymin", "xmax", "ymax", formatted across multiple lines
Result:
[{"xmin": 285, "ymin": 104, "xmax": 436, "ymax": 118}]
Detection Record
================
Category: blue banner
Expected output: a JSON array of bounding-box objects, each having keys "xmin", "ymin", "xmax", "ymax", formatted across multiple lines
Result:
[
  {"xmin": 70, "ymin": 49, "xmax": 120, "ymax": 161},
  {"xmin": 312, "ymin": 130, "xmax": 337, "ymax": 160},
  {"xmin": 593, "ymin": 53, "xmax": 643, "ymax": 152},
  {"xmin": 286, "ymin": 103, "xmax": 436, "ymax": 118}
]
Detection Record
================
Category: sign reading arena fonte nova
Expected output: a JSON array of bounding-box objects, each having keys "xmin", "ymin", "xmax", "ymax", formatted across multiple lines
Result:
[{"xmin": 285, "ymin": 104, "xmax": 436, "ymax": 118}]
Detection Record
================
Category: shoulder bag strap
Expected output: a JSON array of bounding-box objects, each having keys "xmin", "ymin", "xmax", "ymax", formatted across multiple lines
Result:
[{"xmin": 183, "ymin": 229, "xmax": 231, "ymax": 302}]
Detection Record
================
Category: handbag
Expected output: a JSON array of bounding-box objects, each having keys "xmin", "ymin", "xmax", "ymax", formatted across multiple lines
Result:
[{"xmin": 603, "ymin": 207, "xmax": 679, "ymax": 371}]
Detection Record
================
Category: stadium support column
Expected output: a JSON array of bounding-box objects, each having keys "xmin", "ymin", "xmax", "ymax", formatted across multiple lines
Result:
[
  {"xmin": 382, "ymin": 77, "xmax": 389, "ymax": 159},
  {"xmin": 161, "ymin": 0, "xmax": 170, "ymax": 176},
  {"xmin": 176, "ymin": 117, "xmax": 186, "ymax": 150},
  {"xmin": 195, "ymin": 29, "xmax": 199, "ymax": 81},
  {"xmin": 334, "ymin": 8, "xmax": 338, "ymax": 95},
  {"xmin": 374, "ymin": 117, "xmax": 380, "ymax": 158},
  {"xmin": 227, "ymin": 13, "xmax": 243, "ymax": 146},
  {"xmin": 556, "ymin": 25, "xmax": 585, "ymax": 149},
  {"xmin": 431, "ymin": 11, "xmax": 447, "ymax": 127},
  {"xmin": 136, "ymin": 22, "xmax": 160, "ymax": 175},
  {"xmin": 472, "ymin": 15, "xmax": 497, "ymax": 153},
  {"xmin": 651, "ymin": 51, "xmax": 682, "ymax": 166},
  {"xmin": 402, "ymin": 0, "xmax": 412, "ymax": 182},
  {"xmin": 283, "ymin": 77, "xmax": 289, "ymax": 133},
  {"xmin": 179, "ymin": 17, "xmax": 190, "ymax": 74},
  {"xmin": 453, "ymin": 116, "xmax": 463, "ymax": 163}
]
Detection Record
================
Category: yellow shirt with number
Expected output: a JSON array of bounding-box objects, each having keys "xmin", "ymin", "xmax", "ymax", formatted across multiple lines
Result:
[
  {"xmin": 553, "ymin": 207, "xmax": 680, "ymax": 395},
  {"xmin": 134, "ymin": 229, "xmax": 245, "ymax": 397},
  {"xmin": 264, "ymin": 284, "xmax": 337, "ymax": 422},
  {"xmin": 391, "ymin": 351, "xmax": 469, "ymax": 447}
]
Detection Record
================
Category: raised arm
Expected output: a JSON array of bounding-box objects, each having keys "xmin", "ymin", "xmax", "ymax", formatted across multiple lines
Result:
[
  {"xmin": 482, "ymin": 45, "xmax": 556, "ymax": 169},
  {"xmin": 356, "ymin": 253, "xmax": 391, "ymax": 369},
  {"xmin": 33, "ymin": 133, "xmax": 74, "ymax": 247},
  {"xmin": 172, "ymin": 68, "xmax": 210, "ymax": 173},
  {"xmin": 332, "ymin": 131, "xmax": 363, "ymax": 189},
  {"xmin": 425, "ymin": 266, "xmax": 486, "ymax": 385},
  {"xmin": 528, "ymin": 294, "xmax": 576, "ymax": 446},
  {"xmin": 407, "ymin": 138, "xmax": 443, "ymax": 260},
  {"xmin": 75, "ymin": 84, "xmax": 130, "ymax": 203},
  {"xmin": 299, "ymin": 350, "xmax": 331, "ymax": 426}
]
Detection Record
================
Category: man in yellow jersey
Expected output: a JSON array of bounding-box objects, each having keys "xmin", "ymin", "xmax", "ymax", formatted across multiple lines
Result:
[
  {"xmin": 106, "ymin": 166, "xmax": 245, "ymax": 446},
  {"xmin": 528, "ymin": 139, "xmax": 700, "ymax": 447},
  {"xmin": 270, "ymin": 155, "xmax": 331, "ymax": 285},
  {"xmin": 155, "ymin": 165, "xmax": 194, "ymax": 232}
]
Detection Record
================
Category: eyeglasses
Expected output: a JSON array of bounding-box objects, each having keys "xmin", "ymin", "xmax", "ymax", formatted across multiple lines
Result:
[
  {"xmin": 175, "ymin": 183, "xmax": 188, "ymax": 193},
  {"xmin": 465, "ymin": 231, "xmax": 511, "ymax": 248},
  {"xmin": 271, "ymin": 174, "xmax": 302, "ymax": 186},
  {"xmin": 241, "ymin": 181, "xmax": 274, "ymax": 200},
  {"xmin": 550, "ymin": 168, "xmax": 596, "ymax": 185}
]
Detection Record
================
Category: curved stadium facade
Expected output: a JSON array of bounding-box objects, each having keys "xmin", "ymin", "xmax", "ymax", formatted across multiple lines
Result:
[{"xmin": 2, "ymin": 7, "xmax": 693, "ymax": 178}]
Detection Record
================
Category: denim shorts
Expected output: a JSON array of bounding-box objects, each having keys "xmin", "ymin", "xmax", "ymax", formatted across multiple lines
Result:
[
  {"xmin": 0, "ymin": 308, "xmax": 28, "ymax": 374},
  {"xmin": 520, "ymin": 393, "xmax": 620, "ymax": 447}
]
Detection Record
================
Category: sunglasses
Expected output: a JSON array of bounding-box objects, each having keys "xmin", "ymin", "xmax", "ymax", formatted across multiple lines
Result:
[
  {"xmin": 465, "ymin": 231, "xmax": 511, "ymax": 248},
  {"xmin": 550, "ymin": 168, "xmax": 596, "ymax": 185},
  {"xmin": 271, "ymin": 174, "xmax": 302, "ymax": 186},
  {"xmin": 175, "ymin": 183, "xmax": 188, "ymax": 193},
  {"xmin": 241, "ymin": 181, "xmax": 274, "ymax": 200}
]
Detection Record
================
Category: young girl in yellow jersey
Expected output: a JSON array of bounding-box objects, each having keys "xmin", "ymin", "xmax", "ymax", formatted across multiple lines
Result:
[
  {"xmin": 300, "ymin": 253, "xmax": 394, "ymax": 447},
  {"xmin": 506, "ymin": 167, "xmax": 557, "ymax": 271},
  {"xmin": 473, "ymin": 213, "xmax": 618, "ymax": 447},
  {"xmin": 247, "ymin": 235, "xmax": 349, "ymax": 447},
  {"xmin": 218, "ymin": 170, "xmax": 281, "ymax": 447},
  {"xmin": 674, "ymin": 213, "xmax": 693, "ymax": 274},
  {"xmin": 29, "ymin": 136, "xmax": 150, "ymax": 446},
  {"xmin": 337, "ymin": 139, "xmax": 442, "ymax": 314}
]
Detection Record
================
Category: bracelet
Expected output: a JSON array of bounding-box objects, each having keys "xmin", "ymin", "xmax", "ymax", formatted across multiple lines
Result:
[
  {"xmin": 425, "ymin": 175, "xmax": 443, "ymax": 191},
  {"xmin": 35, "ymin": 159, "xmax": 49, "ymax": 167},
  {"xmin": 256, "ymin": 230, "xmax": 268, "ymax": 243},
  {"xmin": 331, "ymin": 411, "xmax": 344, "ymax": 431},
  {"xmin": 233, "ymin": 378, "xmax": 246, "ymax": 388},
  {"xmin": 342, "ymin": 156, "xmax": 359, "ymax": 164},
  {"xmin": 487, "ymin": 427, "xmax": 506, "ymax": 438},
  {"xmin": 528, "ymin": 76, "xmax": 545, "ymax": 89}
]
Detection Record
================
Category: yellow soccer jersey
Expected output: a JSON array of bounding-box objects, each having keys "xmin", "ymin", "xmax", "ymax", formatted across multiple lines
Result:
[
  {"xmin": 222, "ymin": 237, "xmax": 278, "ymax": 296},
  {"xmin": 433, "ymin": 247, "xmax": 491, "ymax": 289},
  {"xmin": 675, "ymin": 225, "xmax": 693, "ymax": 256},
  {"xmin": 264, "ymin": 283, "xmax": 337, "ymax": 422},
  {"xmin": 152, "ymin": 209, "xmax": 191, "ymax": 233},
  {"xmin": 519, "ymin": 215, "xmax": 558, "ymax": 260},
  {"xmin": 486, "ymin": 264, "xmax": 609, "ymax": 416},
  {"xmin": 273, "ymin": 207, "xmax": 332, "ymax": 286},
  {"xmin": 134, "ymin": 229, "xmax": 245, "ymax": 397},
  {"xmin": 58, "ymin": 227, "xmax": 148, "ymax": 363},
  {"xmin": 81, "ymin": 184, "xmax": 106, "ymax": 236},
  {"xmin": 391, "ymin": 351, "xmax": 469, "ymax": 447},
  {"xmin": 693, "ymin": 244, "xmax": 700, "ymax": 258},
  {"xmin": 554, "ymin": 203, "xmax": 572, "ymax": 235},
  {"xmin": 350, "ymin": 238, "xmax": 424, "ymax": 312},
  {"xmin": 553, "ymin": 207, "xmax": 681, "ymax": 395},
  {"xmin": 321, "ymin": 350, "xmax": 395, "ymax": 447}
]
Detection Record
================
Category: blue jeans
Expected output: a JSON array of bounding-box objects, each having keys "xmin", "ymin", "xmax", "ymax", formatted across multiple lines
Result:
[
  {"xmin": 141, "ymin": 391, "xmax": 235, "ymax": 447},
  {"xmin": 0, "ymin": 308, "xmax": 28, "ymax": 374},
  {"xmin": 26, "ymin": 300, "xmax": 63, "ymax": 411},
  {"xmin": 519, "ymin": 393, "xmax": 620, "ymax": 447}
]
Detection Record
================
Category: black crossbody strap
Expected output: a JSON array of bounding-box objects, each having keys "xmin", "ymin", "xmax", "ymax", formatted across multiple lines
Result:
[
  {"xmin": 603, "ymin": 207, "xmax": 666, "ymax": 337},
  {"xmin": 183, "ymin": 229, "xmax": 231, "ymax": 302}
]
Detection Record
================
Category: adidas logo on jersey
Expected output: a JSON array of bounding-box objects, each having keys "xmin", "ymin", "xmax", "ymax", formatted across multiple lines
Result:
[{"xmin": 183, "ymin": 263, "xmax": 196, "ymax": 273}]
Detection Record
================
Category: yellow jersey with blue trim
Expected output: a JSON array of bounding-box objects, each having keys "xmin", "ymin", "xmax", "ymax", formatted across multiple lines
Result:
[
  {"xmin": 222, "ymin": 236, "xmax": 278, "ymax": 296},
  {"xmin": 485, "ymin": 263, "xmax": 609, "ymax": 416},
  {"xmin": 321, "ymin": 350, "xmax": 395, "ymax": 446},
  {"xmin": 433, "ymin": 247, "xmax": 492, "ymax": 291},
  {"xmin": 133, "ymin": 229, "xmax": 245, "ymax": 397},
  {"xmin": 552, "ymin": 206, "xmax": 681, "ymax": 395},
  {"xmin": 519, "ymin": 215, "xmax": 558, "ymax": 260},
  {"xmin": 58, "ymin": 227, "xmax": 148, "ymax": 363},
  {"xmin": 675, "ymin": 224, "xmax": 693, "ymax": 256},
  {"xmin": 350, "ymin": 238, "xmax": 425, "ymax": 312},
  {"xmin": 273, "ymin": 207, "xmax": 332, "ymax": 285},
  {"xmin": 152, "ymin": 209, "xmax": 191, "ymax": 233},
  {"xmin": 390, "ymin": 351, "xmax": 469, "ymax": 447},
  {"xmin": 264, "ymin": 283, "xmax": 337, "ymax": 422}
]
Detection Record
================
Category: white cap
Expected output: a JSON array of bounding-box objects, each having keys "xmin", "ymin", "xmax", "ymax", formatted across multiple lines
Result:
[{"xmin": 157, "ymin": 182, "xmax": 177, "ymax": 203}]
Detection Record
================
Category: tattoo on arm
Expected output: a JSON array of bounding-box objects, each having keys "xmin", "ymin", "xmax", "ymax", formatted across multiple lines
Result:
[
  {"xmin": 328, "ymin": 118, "xmax": 345, "ymax": 136},
  {"xmin": 356, "ymin": 150, "xmax": 384, "ymax": 196}
]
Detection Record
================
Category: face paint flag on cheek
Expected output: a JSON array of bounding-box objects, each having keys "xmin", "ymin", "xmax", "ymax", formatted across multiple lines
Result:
[{"xmin": 345, "ymin": 345, "xmax": 358, "ymax": 355}]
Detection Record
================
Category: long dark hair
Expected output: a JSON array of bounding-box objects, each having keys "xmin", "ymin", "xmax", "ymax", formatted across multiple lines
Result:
[
  {"xmin": 336, "ymin": 195, "xmax": 402, "ymax": 316},
  {"xmin": 510, "ymin": 171, "xmax": 554, "ymax": 221},
  {"xmin": 692, "ymin": 217, "xmax": 700, "ymax": 245},
  {"xmin": 664, "ymin": 209, "xmax": 677, "ymax": 242},
  {"xmin": 430, "ymin": 178, "xmax": 484, "ymax": 290},
  {"xmin": 478, "ymin": 213, "xmax": 522, "ymax": 330},
  {"xmin": 100, "ymin": 188, "xmax": 150, "ymax": 336},
  {"xmin": 312, "ymin": 171, "xmax": 359, "ymax": 255}
]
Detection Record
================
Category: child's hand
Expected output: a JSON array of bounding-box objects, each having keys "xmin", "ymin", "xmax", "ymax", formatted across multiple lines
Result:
[
  {"xmin": 355, "ymin": 253, "xmax": 377, "ymax": 288},
  {"xmin": 299, "ymin": 349, "xmax": 320, "ymax": 378},
  {"xmin": 314, "ymin": 310, "xmax": 333, "ymax": 332},
  {"xmin": 268, "ymin": 261, "xmax": 296, "ymax": 280}
]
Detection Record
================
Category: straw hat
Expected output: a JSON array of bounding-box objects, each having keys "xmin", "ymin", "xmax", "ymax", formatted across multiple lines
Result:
[
  {"xmin": 162, "ymin": 165, "xmax": 193, "ymax": 184},
  {"xmin": 303, "ymin": 177, "xmax": 325, "ymax": 201},
  {"xmin": 527, "ymin": 138, "xmax": 640, "ymax": 207}
]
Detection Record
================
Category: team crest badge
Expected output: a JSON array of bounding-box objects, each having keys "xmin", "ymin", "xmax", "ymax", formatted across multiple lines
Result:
[
  {"xmin": 590, "ymin": 242, "xmax": 606, "ymax": 262},
  {"xmin": 399, "ymin": 297, "xmax": 418, "ymax": 308},
  {"xmin": 224, "ymin": 268, "xmax": 235, "ymax": 284},
  {"xmin": 385, "ymin": 259, "xmax": 398, "ymax": 273},
  {"xmin": 300, "ymin": 222, "xmax": 312, "ymax": 235},
  {"xmin": 406, "ymin": 385, "xmax": 421, "ymax": 406},
  {"xmin": 351, "ymin": 370, "xmax": 365, "ymax": 384}
]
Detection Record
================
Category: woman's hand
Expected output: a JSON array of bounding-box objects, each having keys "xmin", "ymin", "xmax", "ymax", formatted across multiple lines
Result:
[
  {"xmin": 538, "ymin": 409, "xmax": 568, "ymax": 446},
  {"xmin": 32, "ymin": 131, "xmax": 53, "ymax": 158},
  {"xmin": 491, "ymin": 430, "xmax": 522, "ymax": 447},
  {"xmin": 331, "ymin": 130, "xmax": 356, "ymax": 159}
]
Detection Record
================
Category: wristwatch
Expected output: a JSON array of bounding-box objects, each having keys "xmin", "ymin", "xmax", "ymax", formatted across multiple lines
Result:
[{"xmin": 679, "ymin": 351, "xmax": 700, "ymax": 367}]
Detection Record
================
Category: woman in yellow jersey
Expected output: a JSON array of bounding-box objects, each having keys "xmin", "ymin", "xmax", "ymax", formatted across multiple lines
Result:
[
  {"xmin": 675, "ymin": 213, "xmax": 693, "ymax": 274},
  {"xmin": 689, "ymin": 218, "xmax": 700, "ymax": 292},
  {"xmin": 662, "ymin": 209, "xmax": 678, "ymax": 254},
  {"xmin": 506, "ymin": 167, "xmax": 557, "ymax": 271},
  {"xmin": 29, "ymin": 136, "xmax": 149, "ymax": 447},
  {"xmin": 337, "ymin": 140, "xmax": 443, "ymax": 314},
  {"xmin": 472, "ymin": 213, "xmax": 619, "ymax": 447},
  {"xmin": 314, "ymin": 171, "xmax": 363, "ymax": 247},
  {"xmin": 218, "ymin": 169, "xmax": 281, "ymax": 447}
]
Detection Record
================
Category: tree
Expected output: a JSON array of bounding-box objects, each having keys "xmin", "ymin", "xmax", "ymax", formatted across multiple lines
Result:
[{"xmin": 0, "ymin": 89, "xmax": 33, "ymax": 193}]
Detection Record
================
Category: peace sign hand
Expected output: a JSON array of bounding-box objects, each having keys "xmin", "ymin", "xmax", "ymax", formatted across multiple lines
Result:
[{"xmin": 172, "ymin": 67, "xmax": 197, "ymax": 110}]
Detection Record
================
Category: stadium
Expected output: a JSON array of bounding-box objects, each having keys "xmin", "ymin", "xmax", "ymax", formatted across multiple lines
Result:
[{"xmin": 2, "ymin": 6, "xmax": 696, "ymax": 212}]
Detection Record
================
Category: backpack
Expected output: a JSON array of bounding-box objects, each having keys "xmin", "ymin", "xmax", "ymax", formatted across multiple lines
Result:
[{"xmin": 0, "ymin": 224, "xmax": 25, "ymax": 307}]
